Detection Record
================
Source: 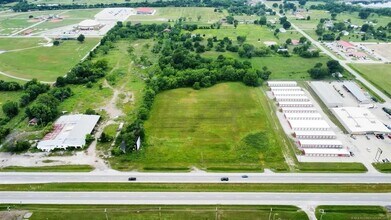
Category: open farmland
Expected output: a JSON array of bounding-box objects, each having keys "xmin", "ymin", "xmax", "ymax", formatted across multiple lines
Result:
[
  {"xmin": 128, "ymin": 7, "xmax": 227, "ymax": 24},
  {"xmin": 0, "ymin": 38, "xmax": 100, "ymax": 82},
  {"xmin": 351, "ymin": 64, "xmax": 391, "ymax": 97},
  {"xmin": 112, "ymin": 82, "xmax": 288, "ymax": 171}
]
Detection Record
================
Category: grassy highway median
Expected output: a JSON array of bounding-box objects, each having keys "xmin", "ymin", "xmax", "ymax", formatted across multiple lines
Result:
[{"xmin": 1, "ymin": 183, "xmax": 391, "ymax": 193}]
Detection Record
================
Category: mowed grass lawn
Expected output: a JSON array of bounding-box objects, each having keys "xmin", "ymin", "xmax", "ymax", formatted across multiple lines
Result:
[
  {"xmin": 0, "ymin": 205, "xmax": 308, "ymax": 220},
  {"xmin": 116, "ymin": 83, "xmax": 287, "ymax": 171},
  {"xmin": 351, "ymin": 64, "xmax": 391, "ymax": 97},
  {"xmin": 0, "ymin": 38, "xmax": 100, "ymax": 82},
  {"xmin": 129, "ymin": 7, "xmax": 227, "ymax": 24},
  {"xmin": 315, "ymin": 206, "xmax": 390, "ymax": 220}
]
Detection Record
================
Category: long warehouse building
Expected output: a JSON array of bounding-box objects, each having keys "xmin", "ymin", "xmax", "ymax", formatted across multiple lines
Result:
[
  {"xmin": 278, "ymin": 101, "xmax": 314, "ymax": 107},
  {"xmin": 284, "ymin": 113, "xmax": 323, "ymax": 120},
  {"xmin": 288, "ymin": 120, "xmax": 330, "ymax": 131},
  {"xmin": 280, "ymin": 107, "xmax": 318, "ymax": 113},
  {"xmin": 293, "ymin": 130, "xmax": 337, "ymax": 139},
  {"xmin": 276, "ymin": 96, "xmax": 310, "ymax": 102},
  {"xmin": 267, "ymin": 81, "xmax": 297, "ymax": 87},
  {"xmin": 271, "ymin": 87, "xmax": 302, "ymax": 91},
  {"xmin": 303, "ymin": 148, "xmax": 350, "ymax": 157},
  {"xmin": 272, "ymin": 90, "xmax": 306, "ymax": 96},
  {"xmin": 298, "ymin": 139, "xmax": 343, "ymax": 148}
]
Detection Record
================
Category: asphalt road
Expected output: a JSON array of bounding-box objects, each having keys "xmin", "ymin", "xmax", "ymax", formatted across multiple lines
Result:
[
  {"xmin": 1, "ymin": 191, "xmax": 390, "ymax": 205},
  {"xmin": 1, "ymin": 172, "xmax": 391, "ymax": 184}
]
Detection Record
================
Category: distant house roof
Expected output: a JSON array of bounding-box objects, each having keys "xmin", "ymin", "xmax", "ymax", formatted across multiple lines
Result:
[
  {"xmin": 137, "ymin": 7, "xmax": 155, "ymax": 13},
  {"xmin": 337, "ymin": 40, "xmax": 354, "ymax": 48},
  {"xmin": 291, "ymin": 39, "xmax": 300, "ymax": 45}
]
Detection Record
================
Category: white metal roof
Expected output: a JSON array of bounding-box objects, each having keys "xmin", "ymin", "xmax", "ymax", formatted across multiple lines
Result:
[
  {"xmin": 267, "ymin": 81, "xmax": 297, "ymax": 87},
  {"xmin": 310, "ymin": 81, "xmax": 343, "ymax": 107},
  {"xmin": 37, "ymin": 114, "xmax": 100, "ymax": 151},
  {"xmin": 278, "ymin": 101, "xmax": 314, "ymax": 106},
  {"xmin": 343, "ymin": 81, "xmax": 370, "ymax": 103},
  {"xmin": 303, "ymin": 148, "xmax": 350, "ymax": 155},
  {"xmin": 280, "ymin": 107, "xmax": 318, "ymax": 112},
  {"xmin": 288, "ymin": 120, "xmax": 330, "ymax": 129},
  {"xmin": 270, "ymin": 87, "xmax": 302, "ymax": 91},
  {"xmin": 294, "ymin": 130, "xmax": 336, "ymax": 136},
  {"xmin": 299, "ymin": 139, "xmax": 343, "ymax": 146},
  {"xmin": 276, "ymin": 96, "xmax": 309, "ymax": 101},
  {"xmin": 332, "ymin": 107, "xmax": 390, "ymax": 134},
  {"xmin": 78, "ymin": 19, "xmax": 100, "ymax": 27},
  {"xmin": 284, "ymin": 113, "xmax": 322, "ymax": 118},
  {"xmin": 273, "ymin": 91, "xmax": 306, "ymax": 96}
]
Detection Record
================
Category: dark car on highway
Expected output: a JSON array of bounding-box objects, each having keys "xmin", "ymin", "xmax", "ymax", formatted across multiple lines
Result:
[
  {"xmin": 220, "ymin": 177, "xmax": 229, "ymax": 181},
  {"xmin": 128, "ymin": 177, "xmax": 137, "ymax": 181}
]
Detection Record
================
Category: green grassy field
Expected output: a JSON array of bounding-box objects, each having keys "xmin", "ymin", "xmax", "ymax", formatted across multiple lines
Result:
[
  {"xmin": 203, "ymin": 51, "xmax": 331, "ymax": 80},
  {"xmin": 297, "ymin": 162, "xmax": 367, "ymax": 173},
  {"xmin": 0, "ymin": 204, "xmax": 308, "ymax": 220},
  {"xmin": 2, "ymin": 183, "xmax": 391, "ymax": 193},
  {"xmin": 350, "ymin": 64, "xmax": 391, "ymax": 98},
  {"xmin": 0, "ymin": 91, "xmax": 24, "ymax": 118},
  {"xmin": 128, "ymin": 7, "xmax": 227, "ymax": 24},
  {"xmin": 110, "ymin": 82, "xmax": 287, "ymax": 171},
  {"xmin": 315, "ymin": 206, "xmax": 390, "ymax": 220},
  {"xmin": 0, "ymin": 38, "xmax": 100, "ymax": 82},
  {"xmin": 373, "ymin": 163, "xmax": 391, "ymax": 173},
  {"xmin": 0, "ymin": 165, "xmax": 93, "ymax": 172}
]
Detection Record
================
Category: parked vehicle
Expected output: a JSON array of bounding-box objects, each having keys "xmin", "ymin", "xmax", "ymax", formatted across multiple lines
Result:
[{"xmin": 220, "ymin": 177, "xmax": 229, "ymax": 181}]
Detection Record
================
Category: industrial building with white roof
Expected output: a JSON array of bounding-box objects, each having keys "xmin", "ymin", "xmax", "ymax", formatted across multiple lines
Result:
[
  {"xmin": 332, "ymin": 107, "xmax": 390, "ymax": 134},
  {"xmin": 309, "ymin": 81, "xmax": 344, "ymax": 107},
  {"xmin": 268, "ymin": 81, "xmax": 351, "ymax": 158},
  {"xmin": 37, "ymin": 114, "xmax": 100, "ymax": 152}
]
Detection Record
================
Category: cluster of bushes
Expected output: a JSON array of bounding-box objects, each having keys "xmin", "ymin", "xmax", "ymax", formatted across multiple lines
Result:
[
  {"xmin": 0, "ymin": 80, "xmax": 21, "ymax": 91},
  {"xmin": 292, "ymin": 39, "xmax": 320, "ymax": 58},
  {"xmin": 310, "ymin": 2, "xmax": 391, "ymax": 17},
  {"xmin": 308, "ymin": 60, "xmax": 343, "ymax": 79},
  {"xmin": 19, "ymin": 79, "xmax": 50, "ymax": 107},
  {"xmin": 56, "ymin": 59, "xmax": 108, "ymax": 86}
]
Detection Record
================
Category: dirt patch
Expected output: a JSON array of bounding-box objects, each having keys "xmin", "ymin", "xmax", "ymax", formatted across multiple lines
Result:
[
  {"xmin": 365, "ymin": 43, "xmax": 391, "ymax": 60},
  {"xmin": 27, "ymin": 19, "xmax": 40, "ymax": 23},
  {"xmin": 49, "ymin": 18, "xmax": 63, "ymax": 23},
  {"xmin": 0, "ymin": 210, "xmax": 29, "ymax": 220}
]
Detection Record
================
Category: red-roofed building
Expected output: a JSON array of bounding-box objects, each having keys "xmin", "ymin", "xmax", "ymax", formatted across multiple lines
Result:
[
  {"xmin": 291, "ymin": 39, "xmax": 300, "ymax": 46},
  {"xmin": 137, "ymin": 7, "xmax": 156, "ymax": 15},
  {"xmin": 337, "ymin": 40, "xmax": 355, "ymax": 52}
]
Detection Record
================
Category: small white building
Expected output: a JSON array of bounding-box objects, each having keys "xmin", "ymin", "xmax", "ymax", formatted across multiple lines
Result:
[
  {"xmin": 284, "ymin": 113, "xmax": 322, "ymax": 120},
  {"xmin": 280, "ymin": 107, "xmax": 318, "ymax": 113},
  {"xmin": 298, "ymin": 139, "xmax": 343, "ymax": 148},
  {"xmin": 270, "ymin": 87, "xmax": 302, "ymax": 91},
  {"xmin": 276, "ymin": 96, "xmax": 310, "ymax": 102},
  {"xmin": 268, "ymin": 81, "xmax": 297, "ymax": 87},
  {"xmin": 293, "ymin": 130, "xmax": 337, "ymax": 139},
  {"xmin": 273, "ymin": 90, "xmax": 306, "ymax": 96},
  {"xmin": 303, "ymin": 148, "xmax": 350, "ymax": 157},
  {"xmin": 288, "ymin": 120, "xmax": 330, "ymax": 131},
  {"xmin": 278, "ymin": 101, "xmax": 314, "ymax": 107}
]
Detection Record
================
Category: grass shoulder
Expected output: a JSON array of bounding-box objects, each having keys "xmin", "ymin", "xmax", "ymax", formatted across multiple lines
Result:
[
  {"xmin": 372, "ymin": 163, "xmax": 391, "ymax": 173},
  {"xmin": 315, "ymin": 205, "xmax": 390, "ymax": 220},
  {"xmin": 0, "ymin": 165, "xmax": 94, "ymax": 172}
]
